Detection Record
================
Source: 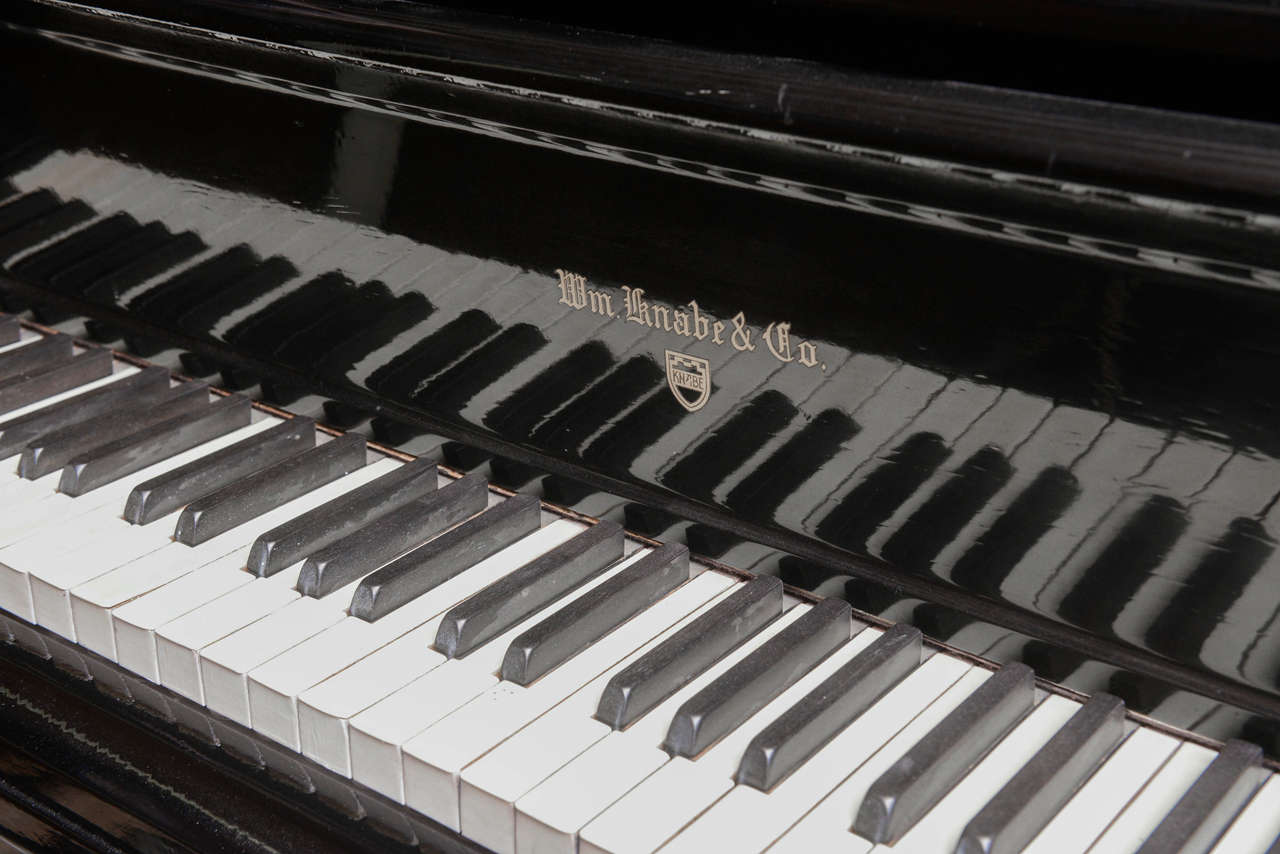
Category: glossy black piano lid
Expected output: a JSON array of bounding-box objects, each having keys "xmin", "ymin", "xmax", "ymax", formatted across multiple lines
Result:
[{"xmin": 5, "ymin": 0, "xmax": 1280, "ymax": 756}]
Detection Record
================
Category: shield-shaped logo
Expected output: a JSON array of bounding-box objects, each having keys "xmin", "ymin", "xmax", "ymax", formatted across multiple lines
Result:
[{"xmin": 665, "ymin": 349, "xmax": 711, "ymax": 412}]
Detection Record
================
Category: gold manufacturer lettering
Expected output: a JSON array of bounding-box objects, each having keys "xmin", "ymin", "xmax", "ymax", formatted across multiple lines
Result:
[{"xmin": 555, "ymin": 269, "xmax": 824, "ymax": 409}]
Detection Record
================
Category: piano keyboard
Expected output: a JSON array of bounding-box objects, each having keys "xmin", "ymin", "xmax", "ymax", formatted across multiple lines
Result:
[{"xmin": 0, "ymin": 323, "xmax": 1275, "ymax": 854}]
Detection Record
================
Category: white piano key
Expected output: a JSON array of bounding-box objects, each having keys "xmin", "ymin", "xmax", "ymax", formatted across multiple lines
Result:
[
  {"xmin": 73, "ymin": 459, "xmax": 400, "ymax": 660},
  {"xmin": 1209, "ymin": 774, "xmax": 1280, "ymax": 854},
  {"xmin": 458, "ymin": 584, "xmax": 742, "ymax": 854},
  {"xmin": 249, "ymin": 516, "xmax": 592, "ymax": 750},
  {"xmin": 350, "ymin": 548, "xmax": 651, "ymax": 802},
  {"xmin": 404, "ymin": 571, "xmax": 738, "ymax": 831},
  {"xmin": 112, "ymin": 551, "xmax": 250, "ymax": 681},
  {"xmin": 156, "ymin": 570, "xmax": 299, "ymax": 704},
  {"xmin": 297, "ymin": 519, "xmax": 584, "ymax": 775},
  {"xmin": 1088, "ymin": 741, "xmax": 1218, "ymax": 854},
  {"xmin": 200, "ymin": 576, "xmax": 369, "ymax": 726},
  {"xmin": 577, "ymin": 627, "xmax": 880, "ymax": 854},
  {"xmin": 880, "ymin": 694, "xmax": 1079, "ymax": 854},
  {"xmin": 0, "ymin": 418, "xmax": 276, "ymax": 624},
  {"xmin": 658, "ymin": 652, "xmax": 969, "ymax": 854},
  {"xmin": 1022, "ymin": 726, "xmax": 1181, "ymax": 854},
  {"xmin": 765, "ymin": 666, "xmax": 990, "ymax": 854},
  {"xmin": 511, "ymin": 604, "xmax": 807, "ymax": 854}
]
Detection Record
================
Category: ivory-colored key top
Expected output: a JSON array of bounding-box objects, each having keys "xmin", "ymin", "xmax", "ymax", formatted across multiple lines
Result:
[
  {"xmin": 297, "ymin": 520, "xmax": 584, "ymax": 776},
  {"xmin": 578, "ymin": 626, "xmax": 877, "ymax": 854},
  {"xmin": 112, "ymin": 552, "xmax": 251, "ymax": 681},
  {"xmin": 250, "ymin": 498, "xmax": 545, "ymax": 750},
  {"xmin": 1022, "ymin": 727, "xmax": 1181, "ymax": 854},
  {"xmin": 1050, "ymin": 741, "xmax": 1216, "ymax": 854},
  {"xmin": 459, "ymin": 586, "xmax": 741, "ymax": 854},
  {"xmin": 408, "ymin": 570, "xmax": 737, "ymax": 832},
  {"xmin": 0, "ymin": 420, "xmax": 277, "ymax": 624},
  {"xmin": 350, "ymin": 549, "xmax": 648, "ymax": 802},
  {"xmin": 765, "ymin": 666, "xmax": 987, "ymax": 854},
  {"xmin": 1208, "ymin": 775, "xmax": 1280, "ymax": 854},
  {"xmin": 89, "ymin": 461, "xmax": 400, "ymax": 662},
  {"xmin": 508, "ymin": 608, "xmax": 805, "ymax": 854},
  {"xmin": 887, "ymin": 696, "xmax": 1079, "ymax": 854},
  {"xmin": 660, "ymin": 651, "xmax": 965, "ymax": 854}
]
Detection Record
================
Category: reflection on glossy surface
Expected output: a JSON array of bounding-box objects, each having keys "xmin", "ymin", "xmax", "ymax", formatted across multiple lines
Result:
[{"xmin": 6, "ymin": 8, "xmax": 1280, "ymax": 754}]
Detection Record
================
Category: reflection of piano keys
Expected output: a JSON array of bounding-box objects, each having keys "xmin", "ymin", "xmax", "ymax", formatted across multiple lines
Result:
[{"xmin": 16, "ymin": 150, "xmax": 1280, "ymax": 724}]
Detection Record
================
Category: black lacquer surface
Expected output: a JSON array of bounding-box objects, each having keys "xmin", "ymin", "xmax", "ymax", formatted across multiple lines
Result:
[{"xmin": 4, "ymin": 0, "xmax": 1280, "ymax": 756}]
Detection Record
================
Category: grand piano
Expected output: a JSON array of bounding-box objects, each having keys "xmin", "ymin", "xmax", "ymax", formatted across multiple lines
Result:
[{"xmin": 1, "ymin": 0, "xmax": 1280, "ymax": 851}]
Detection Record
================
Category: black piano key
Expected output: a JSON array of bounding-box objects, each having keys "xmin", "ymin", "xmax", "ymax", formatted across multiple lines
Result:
[
  {"xmin": 736, "ymin": 624, "xmax": 922, "ymax": 791},
  {"xmin": 124, "ymin": 416, "xmax": 315, "ymax": 525},
  {"xmin": 350, "ymin": 494, "xmax": 541, "ymax": 622},
  {"xmin": 529, "ymin": 354, "xmax": 663, "ymax": 452},
  {"xmin": 174, "ymin": 255, "xmax": 299, "ymax": 336},
  {"xmin": 955, "ymin": 693, "xmax": 1126, "ymax": 854},
  {"xmin": 482, "ymin": 342, "xmax": 613, "ymax": 439},
  {"xmin": 949, "ymin": 465, "xmax": 1080, "ymax": 595},
  {"xmin": 434, "ymin": 520, "xmax": 624, "ymax": 659},
  {"xmin": 0, "ymin": 348, "xmax": 112, "ymax": 415},
  {"xmin": 366, "ymin": 310, "xmax": 501, "ymax": 402},
  {"xmin": 10, "ymin": 212, "xmax": 140, "ymax": 283},
  {"xmin": 853, "ymin": 662, "xmax": 1035, "ymax": 845},
  {"xmin": 595, "ymin": 575, "xmax": 783, "ymax": 730},
  {"xmin": 0, "ymin": 366, "xmax": 170, "ymax": 458},
  {"xmin": 501, "ymin": 543, "xmax": 689, "ymax": 686},
  {"xmin": 1058, "ymin": 494, "xmax": 1189, "ymax": 635},
  {"xmin": 1135, "ymin": 739, "xmax": 1267, "ymax": 854},
  {"xmin": 661, "ymin": 390, "xmax": 797, "ymax": 502},
  {"xmin": 663, "ymin": 598, "xmax": 851, "ymax": 758},
  {"xmin": 413, "ymin": 323, "xmax": 548, "ymax": 414},
  {"xmin": 245, "ymin": 455, "xmax": 439, "ymax": 577},
  {"xmin": 80, "ymin": 231, "xmax": 205, "ymax": 304},
  {"xmin": 58, "ymin": 394, "xmax": 252, "ymax": 497},
  {"xmin": 224, "ymin": 271, "xmax": 354, "ymax": 357},
  {"xmin": 726, "ymin": 408, "xmax": 859, "ymax": 522},
  {"xmin": 0, "ymin": 315, "xmax": 17, "ymax": 345},
  {"xmin": 0, "ymin": 334, "xmax": 73, "ymax": 380},
  {"xmin": 175, "ymin": 433, "xmax": 366, "ymax": 546},
  {"xmin": 879, "ymin": 445, "xmax": 1013, "ymax": 572},
  {"xmin": 20, "ymin": 381, "xmax": 210, "ymax": 479},
  {"xmin": 296, "ymin": 472, "xmax": 487, "ymax": 598},
  {"xmin": 814, "ymin": 432, "xmax": 952, "ymax": 553}
]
